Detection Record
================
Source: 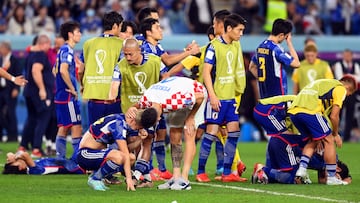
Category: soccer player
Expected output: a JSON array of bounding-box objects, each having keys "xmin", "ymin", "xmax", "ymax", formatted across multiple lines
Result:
[
  {"xmin": 253, "ymin": 95, "xmax": 296, "ymax": 136},
  {"xmin": 77, "ymin": 108, "xmax": 158, "ymax": 191},
  {"xmin": 78, "ymin": 11, "xmax": 124, "ymax": 125},
  {"xmin": 196, "ymin": 10, "xmax": 247, "ymax": 182},
  {"xmin": 139, "ymin": 17, "xmax": 200, "ymax": 180},
  {"xmin": 3, "ymin": 151, "xmax": 85, "ymax": 175},
  {"xmin": 54, "ymin": 21, "xmax": 82, "ymax": 162},
  {"xmin": 249, "ymin": 18, "xmax": 300, "ymax": 99},
  {"xmin": 289, "ymin": 75, "xmax": 357, "ymax": 185},
  {"xmin": 202, "ymin": 13, "xmax": 246, "ymax": 182},
  {"xmin": 108, "ymin": 38, "xmax": 165, "ymax": 187},
  {"xmin": 292, "ymin": 44, "xmax": 334, "ymax": 94},
  {"xmin": 128, "ymin": 76, "xmax": 207, "ymax": 190}
]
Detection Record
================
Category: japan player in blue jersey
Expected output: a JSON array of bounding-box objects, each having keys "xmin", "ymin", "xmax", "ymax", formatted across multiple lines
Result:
[
  {"xmin": 54, "ymin": 21, "xmax": 82, "ymax": 162},
  {"xmin": 3, "ymin": 151, "xmax": 85, "ymax": 175},
  {"xmin": 249, "ymin": 18, "xmax": 300, "ymax": 99},
  {"xmin": 77, "ymin": 108, "xmax": 158, "ymax": 191}
]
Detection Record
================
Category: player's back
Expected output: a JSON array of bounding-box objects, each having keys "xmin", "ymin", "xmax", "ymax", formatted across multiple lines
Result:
[
  {"xmin": 89, "ymin": 114, "xmax": 127, "ymax": 144},
  {"xmin": 255, "ymin": 40, "xmax": 289, "ymax": 98}
]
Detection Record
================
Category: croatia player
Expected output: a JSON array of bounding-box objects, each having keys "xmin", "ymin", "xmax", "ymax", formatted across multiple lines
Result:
[
  {"xmin": 128, "ymin": 76, "xmax": 207, "ymax": 190},
  {"xmin": 249, "ymin": 18, "xmax": 300, "ymax": 99}
]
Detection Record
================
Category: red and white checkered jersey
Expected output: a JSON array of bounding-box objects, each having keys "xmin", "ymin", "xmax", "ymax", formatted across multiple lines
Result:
[{"xmin": 139, "ymin": 76, "xmax": 205, "ymax": 112}]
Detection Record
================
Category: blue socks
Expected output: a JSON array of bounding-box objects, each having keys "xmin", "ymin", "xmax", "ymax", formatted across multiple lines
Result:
[
  {"xmin": 215, "ymin": 137, "xmax": 224, "ymax": 170},
  {"xmin": 56, "ymin": 136, "xmax": 67, "ymax": 159},
  {"xmin": 93, "ymin": 160, "xmax": 122, "ymax": 180},
  {"xmin": 299, "ymin": 155, "xmax": 310, "ymax": 168},
  {"xmin": 326, "ymin": 164, "xmax": 337, "ymax": 177},
  {"xmin": 197, "ymin": 133, "xmax": 216, "ymax": 174},
  {"xmin": 153, "ymin": 140, "xmax": 166, "ymax": 171},
  {"xmin": 71, "ymin": 137, "xmax": 82, "ymax": 162},
  {"xmin": 223, "ymin": 131, "xmax": 239, "ymax": 175}
]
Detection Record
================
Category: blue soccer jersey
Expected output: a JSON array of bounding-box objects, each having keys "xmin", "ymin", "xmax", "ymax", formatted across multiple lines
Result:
[
  {"xmin": 54, "ymin": 43, "xmax": 77, "ymax": 103},
  {"xmin": 141, "ymin": 41, "xmax": 168, "ymax": 73},
  {"xmin": 88, "ymin": 114, "xmax": 129, "ymax": 144},
  {"xmin": 252, "ymin": 40, "xmax": 294, "ymax": 98},
  {"xmin": 28, "ymin": 158, "xmax": 84, "ymax": 174}
]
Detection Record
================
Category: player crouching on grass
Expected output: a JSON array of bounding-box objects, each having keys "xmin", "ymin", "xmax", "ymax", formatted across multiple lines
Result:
[{"xmin": 77, "ymin": 108, "xmax": 158, "ymax": 191}]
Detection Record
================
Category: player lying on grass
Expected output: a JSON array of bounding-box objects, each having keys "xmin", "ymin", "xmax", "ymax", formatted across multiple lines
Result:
[
  {"xmin": 77, "ymin": 108, "xmax": 158, "ymax": 191},
  {"xmin": 3, "ymin": 151, "xmax": 85, "ymax": 175}
]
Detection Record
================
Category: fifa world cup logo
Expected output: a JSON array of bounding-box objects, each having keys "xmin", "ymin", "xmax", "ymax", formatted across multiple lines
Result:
[
  {"xmin": 226, "ymin": 51, "xmax": 234, "ymax": 74},
  {"xmin": 307, "ymin": 69, "xmax": 317, "ymax": 83},
  {"xmin": 95, "ymin": 49, "xmax": 106, "ymax": 74},
  {"xmin": 134, "ymin": 72, "xmax": 147, "ymax": 94}
]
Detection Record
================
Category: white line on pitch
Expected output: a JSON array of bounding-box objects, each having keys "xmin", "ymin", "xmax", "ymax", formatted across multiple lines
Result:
[{"xmin": 191, "ymin": 182, "xmax": 353, "ymax": 203}]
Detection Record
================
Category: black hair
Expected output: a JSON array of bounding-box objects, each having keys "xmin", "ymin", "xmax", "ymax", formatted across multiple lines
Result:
[
  {"xmin": 60, "ymin": 21, "xmax": 80, "ymax": 41},
  {"xmin": 271, "ymin": 18, "xmax": 293, "ymax": 36},
  {"xmin": 140, "ymin": 108, "xmax": 158, "ymax": 129},
  {"xmin": 121, "ymin": 21, "xmax": 138, "ymax": 35},
  {"xmin": 337, "ymin": 160, "xmax": 351, "ymax": 180},
  {"xmin": 137, "ymin": 7, "xmax": 158, "ymax": 23},
  {"xmin": 2, "ymin": 163, "xmax": 27, "ymax": 174},
  {"xmin": 213, "ymin": 9, "xmax": 231, "ymax": 22},
  {"xmin": 102, "ymin": 11, "xmax": 124, "ymax": 31},
  {"xmin": 139, "ymin": 18, "xmax": 159, "ymax": 38},
  {"xmin": 223, "ymin": 14, "xmax": 247, "ymax": 32},
  {"xmin": 206, "ymin": 26, "xmax": 214, "ymax": 41}
]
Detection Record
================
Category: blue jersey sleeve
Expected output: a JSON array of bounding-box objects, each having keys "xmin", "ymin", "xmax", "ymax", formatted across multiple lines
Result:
[
  {"xmin": 204, "ymin": 44, "xmax": 216, "ymax": 65},
  {"xmin": 274, "ymin": 47, "xmax": 293, "ymax": 67},
  {"xmin": 79, "ymin": 51, "xmax": 84, "ymax": 63},
  {"xmin": 59, "ymin": 46, "xmax": 73, "ymax": 65},
  {"xmin": 112, "ymin": 64, "xmax": 122, "ymax": 82},
  {"xmin": 108, "ymin": 118, "xmax": 126, "ymax": 141}
]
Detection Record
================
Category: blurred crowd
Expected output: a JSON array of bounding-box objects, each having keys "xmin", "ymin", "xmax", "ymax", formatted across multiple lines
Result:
[{"xmin": 1, "ymin": 0, "xmax": 360, "ymax": 36}]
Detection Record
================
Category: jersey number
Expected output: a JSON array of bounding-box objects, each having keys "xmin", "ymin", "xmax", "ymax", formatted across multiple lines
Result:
[{"xmin": 258, "ymin": 57, "xmax": 266, "ymax": 82}]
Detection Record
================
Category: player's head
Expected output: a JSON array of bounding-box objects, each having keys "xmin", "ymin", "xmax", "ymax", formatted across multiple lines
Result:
[
  {"xmin": 122, "ymin": 38, "xmax": 141, "ymax": 65},
  {"xmin": 137, "ymin": 7, "xmax": 159, "ymax": 23},
  {"xmin": 60, "ymin": 21, "xmax": 81, "ymax": 42},
  {"xmin": 135, "ymin": 108, "xmax": 158, "ymax": 129},
  {"xmin": 340, "ymin": 74, "xmax": 357, "ymax": 96},
  {"xmin": 213, "ymin": 9, "xmax": 231, "ymax": 36},
  {"xmin": 303, "ymin": 44, "xmax": 318, "ymax": 64},
  {"xmin": 2, "ymin": 153, "xmax": 27, "ymax": 175},
  {"xmin": 206, "ymin": 26, "xmax": 215, "ymax": 41},
  {"xmin": 271, "ymin": 18, "xmax": 293, "ymax": 38},
  {"xmin": 223, "ymin": 14, "xmax": 246, "ymax": 41},
  {"xmin": 102, "ymin": 11, "xmax": 123, "ymax": 34},
  {"xmin": 120, "ymin": 21, "xmax": 138, "ymax": 39},
  {"xmin": 336, "ymin": 160, "xmax": 351, "ymax": 181},
  {"xmin": 140, "ymin": 18, "xmax": 162, "ymax": 40}
]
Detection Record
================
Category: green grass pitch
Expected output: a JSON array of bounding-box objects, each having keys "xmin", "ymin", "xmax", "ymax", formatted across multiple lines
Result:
[{"xmin": 0, "ymin": 141, "xmax": 359, "ymax": 203}]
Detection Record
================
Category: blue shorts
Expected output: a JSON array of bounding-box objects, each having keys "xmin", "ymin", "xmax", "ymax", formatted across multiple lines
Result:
[
  {"xmin": 253, "ymin": 103, "xmax": 287, "ymax": 136},
  {"xmin": 205, "ymin": 99, "xmax": 238, "ymax": 125},
  {"xmin": 77, "ymin": 148, "xmax": 111, "ymax": 170},
  {"xmin": 290, "ymin": 113, "xmax": 331, "ymax": 140},
  {"xmin": 87, "ymin": 100, "xmax": 121, "ymax": 124},
  {"xmin": 266, "ymin": 136, "xmax": 300, "ymax": 171},
  {"xmin": 56, "ymin": 100, "xmax": 82, "ymax": 127},
  {"xmin": 156, "ymin": 115, "xmax": 166, "ymax": 130}
]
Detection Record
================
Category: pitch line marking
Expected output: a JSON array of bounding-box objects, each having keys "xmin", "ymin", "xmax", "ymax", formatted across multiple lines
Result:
[{"xmin": 191, "ymin": 182, "xmax": 353, "ymax": 203}]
